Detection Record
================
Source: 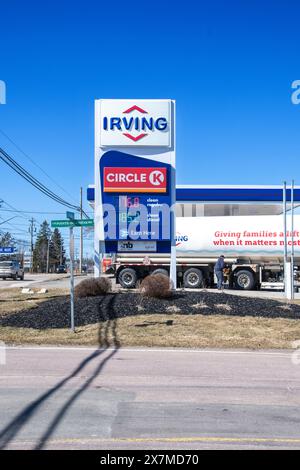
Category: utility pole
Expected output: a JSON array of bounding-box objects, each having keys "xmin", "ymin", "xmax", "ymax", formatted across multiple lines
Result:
[
  {"xmin": 79, "ymin": 186, "xmax": 83, "ymax": 274},
  {"xmin": 46, "ymin": 236, "xmax": 50, "ymax": 274},
  {"xmin": 29, "ymin": 218, "xmax": 35, "ymax": 273}
]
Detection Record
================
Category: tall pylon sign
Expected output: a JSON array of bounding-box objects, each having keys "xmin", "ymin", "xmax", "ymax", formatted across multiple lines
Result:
[{"xmin": 94, "ymin": 99, "xmax": 176, "ymax": 286}]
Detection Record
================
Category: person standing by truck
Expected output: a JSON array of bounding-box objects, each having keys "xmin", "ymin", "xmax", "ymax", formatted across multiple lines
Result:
[{"xmin": 214, "ymin": 255, "xmax": 225, "ymax": 290}]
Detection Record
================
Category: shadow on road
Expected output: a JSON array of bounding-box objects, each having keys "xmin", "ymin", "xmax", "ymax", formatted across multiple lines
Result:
[{"xmin": 0, "ymin": 294, "xmax": 120, "ymax": 450}]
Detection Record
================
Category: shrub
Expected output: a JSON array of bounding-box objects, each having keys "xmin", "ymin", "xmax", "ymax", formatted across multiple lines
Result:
[
  {"xmin": 75, "ymin": 277, "xmax": 112, "ymax": 298},
  {"xmin": 140, "ymin": 273, "xmax": 173, "ymax": 299}
]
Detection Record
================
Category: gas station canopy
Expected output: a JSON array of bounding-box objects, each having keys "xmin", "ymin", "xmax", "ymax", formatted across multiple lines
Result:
[{"xmin": 87, "ymin": 184, "xmax": 300, "ymax": 217}]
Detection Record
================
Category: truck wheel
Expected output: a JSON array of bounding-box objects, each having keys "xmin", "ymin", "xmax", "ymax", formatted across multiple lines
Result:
[
  {"xmin": 118, "ymin": 268, "xmax": 137, "ymax": 288},
  {"xmin": 183, "ymin": 268, "xmax": 203, "ymax": 288},
  {"xmin": 235, "ymin": 270, "xmax": 255, "ymax": 290},
  {"xmin": 151, "ymin": 268, "xmax": 169, "ymax": 277}
]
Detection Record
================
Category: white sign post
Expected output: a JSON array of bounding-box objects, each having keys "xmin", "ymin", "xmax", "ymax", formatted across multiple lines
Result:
[
  {"xmin": 69, "ymin": 226, "xmax": 75, "ymax": 332},
  {"xmin": 285, "ymin": 261, "xmax": 293, "ymax": 300}
]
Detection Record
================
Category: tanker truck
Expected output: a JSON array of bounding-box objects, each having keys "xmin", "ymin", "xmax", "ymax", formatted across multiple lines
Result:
[{"xmin": 103, "ymin": 214, "xmax": 300, "ymax": 290}]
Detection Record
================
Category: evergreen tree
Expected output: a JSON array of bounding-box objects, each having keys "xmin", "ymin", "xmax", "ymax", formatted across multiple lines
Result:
[
  {"xmin": 50, "ymin": 228, "xmax": 66, "ymax": 269},
  {"xmin": 0, "ymin": 232, "xmax": 15, "ymax": 247},
  {"xmin": 33, "ymin": 221, "xmax": 51, "ymax": 273}
]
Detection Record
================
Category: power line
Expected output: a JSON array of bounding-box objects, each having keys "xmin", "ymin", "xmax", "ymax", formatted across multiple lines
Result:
[
  {"xmin": 0, "ymin": 147, "xmax": 89, "ymax": 217},
  {"xmin": 0, "ymin": 199, "xmax": 43, "ymax": 234},
  {"xmin": 0, "ymin": 208, "xmax": 93, "ymax": 215},
  {"xmin": 0, "ymin": 147, "xmax": 79, "ymax": 210},
  {"xmin": 0, "ymin": 198, "xmax": 33, "ymax": 222},
  {"xmin": 0, "ymin": 221, "xmax": 30, "ymax": 226},
  {"xmin": 0, "ymin": 224, "xmax": 28, "ymax": 234},
  {"xmin": 0, "ymin": 228, "xmax": 30, "ymax": 246},
  {"xmin": 0, "ymin": 128, "xmax": 79, "ymax": 205}
]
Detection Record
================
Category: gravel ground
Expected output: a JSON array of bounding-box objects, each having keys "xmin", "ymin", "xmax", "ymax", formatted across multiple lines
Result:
[{"xmin": 1, "ymin": 290, "xmax": 300, "ymax": 329}]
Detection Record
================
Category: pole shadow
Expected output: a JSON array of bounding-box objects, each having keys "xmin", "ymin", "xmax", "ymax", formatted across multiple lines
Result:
[{"xmin": 0, "ymin": 293, "xmax": 119, "ymax": 450}]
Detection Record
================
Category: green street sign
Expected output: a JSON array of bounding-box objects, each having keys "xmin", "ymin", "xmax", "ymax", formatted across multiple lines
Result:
[
  {"xmin": 51, "ymin": 220, "xmax": 73, "ymax": 228},
  {"xmin": 66, "ymin": 211, "xmax": 75, "ymax": 220},
  {"xmin": 51, "ymin": 219, "xmax": 94, "ymax": 228},
  {"xmin": 77, "ymin": 219, "xmax": 94, "ymax": 227}
]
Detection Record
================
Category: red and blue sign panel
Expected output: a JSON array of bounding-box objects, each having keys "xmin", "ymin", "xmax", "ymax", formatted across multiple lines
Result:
[
  {"xmin": 103, "ymin": 167, "xmax": 167, "ymax": 193},
  {"xmin": 100, "ymin": 150, "xmax": 172, "ymax": 249}
]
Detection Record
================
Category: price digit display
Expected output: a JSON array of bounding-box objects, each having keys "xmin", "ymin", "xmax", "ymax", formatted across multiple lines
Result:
[
  {"xmin": 118, "ymin": 196, "xmax": 141, "ymax": 226},
  {"xmin": 119, "ymin": 196, "xmax": 140, "ymax": 208}
]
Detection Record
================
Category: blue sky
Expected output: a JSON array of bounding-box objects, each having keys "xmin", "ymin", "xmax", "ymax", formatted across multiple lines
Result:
[{"xmin": 1, "ymin": 0, "xmax": 300, "ymax": 249}]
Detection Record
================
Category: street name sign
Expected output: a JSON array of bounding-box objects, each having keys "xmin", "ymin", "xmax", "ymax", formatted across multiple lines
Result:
[
  {"xmin": 0, "ymin": 247, "xmax": 15, "ymax": 253},
  {"xmin": 51, "ymin": 219, "xmax": 94, "ymax": 228}
]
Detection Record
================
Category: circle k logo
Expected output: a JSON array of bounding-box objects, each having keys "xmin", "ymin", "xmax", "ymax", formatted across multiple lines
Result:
[{"xmin": 149, "ymin": 170, "xmax": 165, "ymax": 186}]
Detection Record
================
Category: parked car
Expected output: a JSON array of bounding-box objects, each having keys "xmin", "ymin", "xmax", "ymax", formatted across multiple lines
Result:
[
  {"xmin": 0, "ymin": 261, "xmax": 24, "ymax": 280},
  {"xmin": 56, "ymin": 265, "xmax": 67, "ymax": 274}
]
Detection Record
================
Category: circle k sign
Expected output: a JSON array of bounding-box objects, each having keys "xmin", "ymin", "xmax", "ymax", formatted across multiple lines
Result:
[{"xmin": 103, "ymin": 167, "xmax": 167, "ymax": 193}]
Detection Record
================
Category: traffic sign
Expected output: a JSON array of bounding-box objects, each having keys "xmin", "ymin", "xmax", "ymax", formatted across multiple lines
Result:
[
  {"xmin": 51, "ymin": 219, "xmax": 94, "ymax": 228},
  {"xmin": 0, "ymin": 247, "xmax": 15, "ymax": 253},
  {"xmin": 66, "ymin": 211, "xmax": 75, "ymax": 220}
]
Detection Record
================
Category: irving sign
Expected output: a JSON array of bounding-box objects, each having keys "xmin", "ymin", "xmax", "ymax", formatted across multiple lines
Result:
[
  {"xmin": 99, "ymin": 100, "xmax": 171, "ymax": 147},
  {"xmin": 103, "ymin": 167, "xmax": 167, "ymax": 193},
  {"xmin": 94, "ymin": 98, "xmax": 176, "ymax": 281}
]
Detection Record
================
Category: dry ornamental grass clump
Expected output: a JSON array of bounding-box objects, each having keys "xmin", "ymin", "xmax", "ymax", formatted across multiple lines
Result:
[
  {"xmin": 215, "ymin": 303, "xmax": 232, "ymax": 311},
  {"xmin": 140, "ymin": 273, "xmax": 173, "ymax": 299},
  {"xmin": 75, "ymin": 277, "xmax": 112, "ymax": 298}
]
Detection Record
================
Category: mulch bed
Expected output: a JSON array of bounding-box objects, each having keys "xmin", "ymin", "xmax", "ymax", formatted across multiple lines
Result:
[{"xmin": 1, "ymin": 290, "xmax": 300, "ymax": 329}]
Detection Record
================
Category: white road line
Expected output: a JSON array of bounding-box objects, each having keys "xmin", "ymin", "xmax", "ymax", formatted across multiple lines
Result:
[
  {"xmin": 5, "ymin": 346, "xmax": 293, "ymax": 357},
  {"xmin": 6, "ymin": 436, "xmax": 300, "ymax": 446}
]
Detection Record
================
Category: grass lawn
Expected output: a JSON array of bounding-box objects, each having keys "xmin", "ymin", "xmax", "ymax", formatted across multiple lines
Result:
[{"xmin": 0, "ymin": 288, "xmax": 300, "ymax": 349}]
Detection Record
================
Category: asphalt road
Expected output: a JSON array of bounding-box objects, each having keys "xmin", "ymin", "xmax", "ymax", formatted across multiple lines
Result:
[
  {"xmin": 1, "ymin": 272, "xmax": 300, "ymax": 300},
  {"xmin": 0, "ymin": 347, "xmax": 300, "ymax": 450},
  {"xmin": 0, "ymin": 273, "xmax": 90, "ymax": 290}
]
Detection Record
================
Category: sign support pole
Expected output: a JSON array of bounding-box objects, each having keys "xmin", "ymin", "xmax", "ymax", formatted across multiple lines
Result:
[
  {"xmin": 69, "ymin": 226, "xmax": 75, "ymax": 332},
  {"xmin": 170, "ymin": 234, "xmax": 177, "ymax": 289},
  {"xmin": 79, "ymin": 187, "xmax": 83, "ymax": 274},
  {"xmin": 170, "ymin": 102, "xmax": 176, "ymax": 290},
  {"xmin": 283, "ymin": 181, "xmax": 287, "ymax": 265},
  {"xmin": 291, "ymin": 180, "xmax": 295, "ymax": 300},
  {"xmin": 170, "ymin": 167, "xmax": 177, "ymax": 290},
  {"xmin": 283, "ymin": 181, "xmax": 287, "ymax": 297},
  {"xmin": 283, "ymin": 181, "xmax": 293, "ymax": 300}
]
